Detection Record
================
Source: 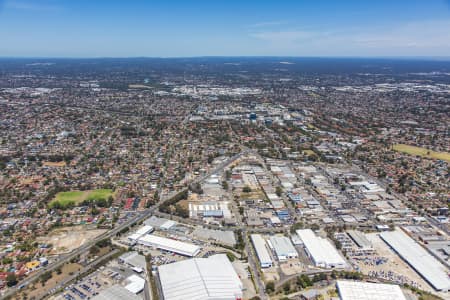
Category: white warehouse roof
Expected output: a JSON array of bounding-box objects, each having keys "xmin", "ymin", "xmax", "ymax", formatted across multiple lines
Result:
[
  {"xmin": 158, "ymin": 254, "xmax": 243, "ymax": 300},
  {"xmin": 127, "ymin": 233, "xmax": 142, "ymax": 242},
  {"xmin": 296, "ymin": 229, "xmax": 346, "ymax": 268},
  {"xmin": 337, "ymin": 280, "xmax": 406, "ymax": 300},
  {"xmin": 250, "ymin": 234, "xmax": 273, "ymax": 268},
  {"xmin": 124, "ymin": 274, "xmax": 146, "ymax": 294},
  {"xmin": 92, "ymin": 285, "xmax": 141, "ymax": 300},
  {"xmin": 135, "ymin": 225, "xmax": 154, "ymax": 236},
  {"xmin": 137, "ymin": 234, "xmax": 200, "ymax": 257},
  {"xmin": 380, "ymin": 229, "xmax": 450, "ymax": 291},
  {"xmin": 128, "ymin": 225, "xmax": 154, "ymax": 242},
  {"xmin": 269, "ymin": 236, "xmax": 298, "ymax": 260}
]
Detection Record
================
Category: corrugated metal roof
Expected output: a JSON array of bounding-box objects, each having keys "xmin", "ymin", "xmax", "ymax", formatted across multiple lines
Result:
[
  {"xmin": 251, "ymin": 234, "xmax": 272, "ymax": 266},
  {"xmin": 380, "ymin": 229, "xmax": 450, "ymax": 291},
  {"xmin": 138, "ymin": 234, "xmax": 200, "ymax": 257},
  {"xmin": 270, "ymin": 236, "xmax": 298, "ymax": 258},
  {"xmin": 158, "ymin": 254, "xmax": 242, "ymax": 300},
  {"xmin": 296, "ymin": 229, "xmax": 346, "ymax": 268},
  {"xmin": 337, "ymin": 280, "xmax": 406, "ymax": 300}
]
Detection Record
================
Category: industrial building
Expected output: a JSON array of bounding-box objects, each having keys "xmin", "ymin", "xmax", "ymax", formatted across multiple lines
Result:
[
  {"xmin": 268, "ymin": 236, "xmax": 298, "ymax": 261},
  {"xmin": 144, "ymin": 216, "xmax": 177, "ymax": 230},
  {"xmin": 158, "ymin": 254, "xmax": 243, "ymax": 300},
  {"xmin": 336, "ymin": 280, "xmax": 406, "ymax": 300},
  {"xmin": 137, "ymin": 234, "xmax": 201, "ymax": 257},
  {"xmin": 118, "ymin": 251, "xmax": 146, "ymax": 271},
  {"xmin": 127, "ymin": 225, "xmax": 154, "ymax": 244},
  {"xmin": 346, "ymin": 230, "xmax": 375, "ymax": 256},
  {"xmin": 124, "ymin": 274, "xmax": 146, "ymax": 294},
  {"xmin": 347, "ymin": 230, "xmax": 372, "ymax": 249},
  {"xmin": 189, "ymin": 201, "xmax": 232, "ymax": 218},
  {"xmin": 250, "ymin": 234, "xmax": 273, "ymax": 268},
  {"xmin": 380, "ymin": 229, "xmax": 450, "ymax": 291},
  {"xmin": 92, "ymin": 285, "xmax": 141, "ymax": 300},
  {"xmin": 296, "ymin": 229, "xmax": 346, "ymax": 268}
]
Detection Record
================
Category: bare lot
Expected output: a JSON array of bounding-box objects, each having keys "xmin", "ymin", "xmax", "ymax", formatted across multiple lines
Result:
[{"xmin": 37, "ymin": 226, "xmax": 106, "ymax": 254}]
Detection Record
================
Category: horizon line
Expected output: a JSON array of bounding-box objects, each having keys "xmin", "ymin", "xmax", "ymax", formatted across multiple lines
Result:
[{"xmin": 1, "ymin": 55, "xmax": 450, "ymax": 61}]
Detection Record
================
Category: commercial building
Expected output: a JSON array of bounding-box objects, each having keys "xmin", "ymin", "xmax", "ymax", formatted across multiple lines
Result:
[
  {"xmin": 336, "ymin": 280, "xmax": 406, "ymax": 300},
  {"xmin": 380, "ymin": 229, "xmax": 450, "ymax": 291},
  {"xmin": 250, "ymin": 234, "xmax": 273, "ymax": 268},
  {"xmin": 158, "ymin": 254, "xmax": 243, "ymax": 300},
  {"xmin": 269, "ymin": 236, "xmax": 298, "ymax": 261},
  {"xmin": 137, "ymin": 234, "xmax": 201, "ymax": 257},
  {"xmin": 296, "ymin": 229, "xmax": 346, "ymax": 268}
]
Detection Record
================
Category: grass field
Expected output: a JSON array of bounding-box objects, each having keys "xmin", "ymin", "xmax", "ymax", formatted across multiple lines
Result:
[
  {"xmin": 49, "ymin": 189, "xmax": 113, "ymax": 209},
  {"xmin": 393, "ymin": 144, "xmax": 450, "ymax": 162},
  {"xmin": 129, "ymin": 84, "xmax": 153, "ymax": 89},
  {"xmin": 303, "ymin": 149, "xmax": 316, "ymax": 156}
]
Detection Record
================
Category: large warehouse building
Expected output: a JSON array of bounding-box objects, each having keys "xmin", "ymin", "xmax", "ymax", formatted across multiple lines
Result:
[
  {"xmin": 158, "ymin": 254, "xmax": 243, "ymax": 300},
  {"xmin": 336, "ymin": 280, "xmax": 406, "ymax": 300},
  {"xmin": 127, "ymin": 225, "xmax": 154, "ymax": 244},
  {"xmin": 380, "ymin": 229, "xmax": 450, "ymax": 291},
  {"xmin": 250, "ymin": 234, "xmax": 273, "ymax": 268},
  {"xmin": 137, "ymin": 234, "xmax": 201, "ymax": 257},
  {"xmin": 268, "ymin": 236, "xmax": 298, "ymax": 261},
  {"xmin": 296, "ymin": 229, "xmax": 346, "ymax": 268},
  {"xmin": 92, "ymin": 285, "xmax": 141, "ymax": 300}
]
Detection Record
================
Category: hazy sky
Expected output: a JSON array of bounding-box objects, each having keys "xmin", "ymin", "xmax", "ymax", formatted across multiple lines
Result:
[{"xmin": 1, "ymin": 0, "xmax": 450, "ymax": 57}]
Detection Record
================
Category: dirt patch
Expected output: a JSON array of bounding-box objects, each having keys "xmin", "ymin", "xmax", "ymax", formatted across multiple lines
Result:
[
  {"xmin": 37, "ymin": 226, "xmax": 106, "ymax": 255},
  {"xmin": 280, "ymin": 260, "xmax": 305, "ymax": 276},
  {"xmin": 262, "ymin": 267, "xmax": 280, "ymax": 282},
  {"xmin": 177, "ymin": 199, "xmax": 189, "ymax": 210}
]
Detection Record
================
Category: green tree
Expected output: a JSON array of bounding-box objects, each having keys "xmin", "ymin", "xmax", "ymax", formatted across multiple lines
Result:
[
  {"xmin": 276, "ymin": 186, "xmax": 283, "ymax": 197},
  {"xmin": 266, "ymin": 281, "xmax": 275, "ymax": 293},
  {"xmin": 90, "ymin": 245, "xmax": 100, "ymax": 255},
  {"xmin": 283, "ymin": 282, "xmax": 291, "ymax": 294},
  {"xmin": 6, "ymin": 273, "xmax": 17, "ymax": 287}
]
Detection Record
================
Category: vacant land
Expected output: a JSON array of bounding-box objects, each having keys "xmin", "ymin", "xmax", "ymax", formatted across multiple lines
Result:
[
  {"xmin": 393, "ymin": 144, "xmax": 450, "ymax": 162},
  {"xmin": 49, "ymin": 189, "xmax": 113, "ymax": 209},
  {"xmin": 37, "ymin": 225, "xmax": 107, "ymax": 254}
]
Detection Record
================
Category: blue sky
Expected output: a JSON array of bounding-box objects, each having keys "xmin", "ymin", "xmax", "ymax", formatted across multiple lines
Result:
[{"xmin": 0, "ymin": 0, "xmax": 449, "ymax": 57}]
